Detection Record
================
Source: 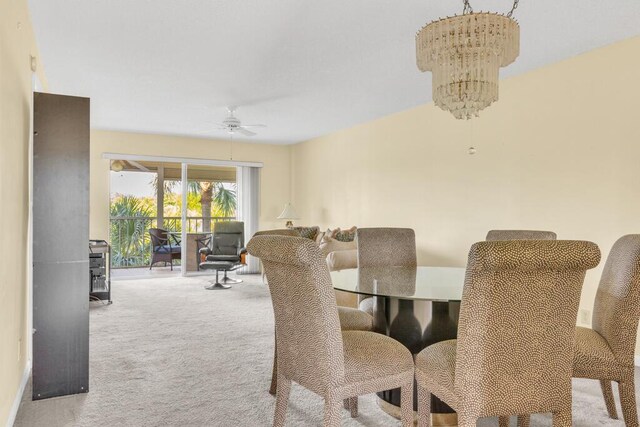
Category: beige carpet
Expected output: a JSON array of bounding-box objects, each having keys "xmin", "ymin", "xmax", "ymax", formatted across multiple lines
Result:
[{"xmin": 14, "ymin": 274, "xmax": 634, "ymax": 426}]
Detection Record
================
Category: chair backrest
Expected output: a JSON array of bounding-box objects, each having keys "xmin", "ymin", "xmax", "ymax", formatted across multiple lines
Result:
[
  {"xmin": 212, "ymin": 221, "xmax": 245, "ymax": 255},
  {"xmin": 253, "ymin": 229, "xmax": 301, "ymax": 237},
  {"xmin": 356, "ymin": 228, "xmax": 417, "ymax": 268},
  {"xmin": 246, "ymin": 235, "xmax": 345, "ymax": 394},
  {"xmin": 486, "ymin": 230, "xmax": 557, "ymax": 241},
  {"xmin": 290, "ymin": 226, "xmax": 320, "ymax": 241},
  {"xmin": 195, "ymin": 234, "xmax": 212, "ymax": 250},
  {"xmin": 149, "ymin": 228, "xmax": 168, "ymax": 248},
  {"xmin": 592, "ymin": 234, "xmax": 640, "ymax": 365},
  {"xmin": 455, "ymin": 240, "xmax": 600, "ymax": 417}
]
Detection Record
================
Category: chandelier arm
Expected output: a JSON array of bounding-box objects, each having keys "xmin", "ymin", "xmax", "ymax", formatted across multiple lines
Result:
[
  {"xmin": 507, "ymin": 0, "xmax": 520, "ymax": 18},
  {"xmin": 463, "ymin": 0, "xmax": 519, "ymax": 17},
  {"xmin": 463, "ymin": 0, "xmax": 473, "ymax": 15}
]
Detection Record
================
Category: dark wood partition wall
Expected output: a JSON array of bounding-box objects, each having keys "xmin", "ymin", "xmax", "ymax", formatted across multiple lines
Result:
[{"xmin": 32, "ymin": 93, "xmax": 90, "ymax": 400}]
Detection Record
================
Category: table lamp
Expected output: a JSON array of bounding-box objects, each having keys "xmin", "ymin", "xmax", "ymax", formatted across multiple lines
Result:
[{"xmin": 277, "ymin": 203, "xmax": 299, "ymax": 228}]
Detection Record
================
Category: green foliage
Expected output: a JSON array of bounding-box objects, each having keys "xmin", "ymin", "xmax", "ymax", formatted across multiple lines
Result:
[
  {"xmin": 213, "ymin": 184, "xmax": 237, "ymax": 217},
  {"xmin": 109, "ymin": 195, "xmax": 155, "ymax": 267},
  {"xmin": 152, "ymin": 178, "xmax": 237, "ymax": 217},
  {"xmin": 110, "ymin": 178, "xmax": 237, "ymax": 268}
]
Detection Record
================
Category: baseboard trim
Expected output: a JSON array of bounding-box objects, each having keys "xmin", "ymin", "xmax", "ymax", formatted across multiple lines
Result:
[
  {"xmin": 635, "ymin": 356, "xmax": 640, "ymax": 367},
  {"xmin": 6, "ymin": 360, "xmax": 30, "ymax": 427}
]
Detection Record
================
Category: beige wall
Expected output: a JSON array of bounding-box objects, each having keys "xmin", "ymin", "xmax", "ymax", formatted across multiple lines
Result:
[
  {"xmin": 90, "ymin": 130, "xmax": 291, "ymax": 241},
  {"xmin": 0, "ymin": 0, "xmax": 47, "ymax": 423},
  {"xmin": 4, "ymin": 7, "xmax": 639, "ymax": 423},
  {"xmin": 292, "ymin": 36, "xmax": 640, "ymax": 352}
]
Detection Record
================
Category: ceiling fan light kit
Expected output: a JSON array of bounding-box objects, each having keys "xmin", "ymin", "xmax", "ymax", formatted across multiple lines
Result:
[
  {"xmin": 214, "ymin": 107, "xmax": 266, "ymax": 137},
  {"xmin": 416, "ymin": 0, "xmax": 520, "ymax": 120}
]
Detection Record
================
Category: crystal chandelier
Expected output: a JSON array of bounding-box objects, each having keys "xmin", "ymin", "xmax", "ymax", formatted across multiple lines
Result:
[{"xmin": 416, "ymin": 0, "xmax": 521, "ymax": 120}]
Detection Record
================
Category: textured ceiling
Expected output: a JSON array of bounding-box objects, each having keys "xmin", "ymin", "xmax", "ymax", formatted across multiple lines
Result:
[{"xmin": 29, "ymin": 0, "xmax": 640, "ymax": 144}]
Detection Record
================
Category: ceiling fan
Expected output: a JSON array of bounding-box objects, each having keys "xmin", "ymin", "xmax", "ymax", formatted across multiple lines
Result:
[{"xmin": 212, "ymin": 107, "xmax": 266, "ymax": 137}]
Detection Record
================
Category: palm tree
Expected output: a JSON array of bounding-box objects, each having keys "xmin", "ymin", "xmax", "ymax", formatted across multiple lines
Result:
[
  {"xmin": 110, "ymin": 195, "xmax": 154, "ymax": 267},
  {"xmin": 153, "ymin": 177, "xmax": 237, "ymax": 232},
  {"xmin": 189, "ymin": 181, "xmax": 237, "ymax": 231},
  {"xmin": 213, "ymin": 183, "xmax": 237, "ymax": 217},
  {"xmin": 193, "ymin": 181, "xmax": 214, "ymax": 232}
]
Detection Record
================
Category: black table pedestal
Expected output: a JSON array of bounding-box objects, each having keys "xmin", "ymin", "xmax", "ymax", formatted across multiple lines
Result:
[{"xmin": 372, "ymin": 297, "xmax": 460, "ymax": 424}]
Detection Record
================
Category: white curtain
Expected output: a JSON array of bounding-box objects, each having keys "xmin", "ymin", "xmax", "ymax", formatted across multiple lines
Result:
[{"xmin": 236, "ymin": 166, "xmax": 261, "ymax": 274}]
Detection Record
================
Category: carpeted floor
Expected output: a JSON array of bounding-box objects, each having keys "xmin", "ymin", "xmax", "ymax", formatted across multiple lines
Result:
[{"xmin": 14, "ymin": 274, "xmax": 635, "ymax": 426}]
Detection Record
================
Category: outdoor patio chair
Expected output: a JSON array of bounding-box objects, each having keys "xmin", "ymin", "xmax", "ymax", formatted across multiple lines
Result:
[
  {"xmin": 195, "ymin": 233, "xmax": 212, "ymax": 271},
  {"xmin": 148, "ymin": 228, "xmax": 181, "ymax": 270}
]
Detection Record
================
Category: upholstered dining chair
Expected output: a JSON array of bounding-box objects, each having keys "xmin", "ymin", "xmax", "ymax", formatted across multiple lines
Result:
[
  {"xmin": 415, "ymin": 240, "xmax": 600, "ymax": 427},
  {"xmin": 356, "ymin": 228, "xmax": 417, "ymax": 314},
  {"xmin": 252, "ymin": 229, "xmax": 373, "ymax": 409},
  {"xmin": 253, "ymin": 229, "xmax": 301, "ymax": 237},
  {"xmin": 486, "ymin": 229, "xmax": 557, "ymax": 241},
  {"xmin": 573, "ymin": 235, "xmax": 640, "ymax": 426},
  {"xmin": 254, "ymin": 228, "xmax": 301, "ymax": 277},
  {"xmin": 247, "ymin": 235, "xmax": 415, "ymax": 427}
]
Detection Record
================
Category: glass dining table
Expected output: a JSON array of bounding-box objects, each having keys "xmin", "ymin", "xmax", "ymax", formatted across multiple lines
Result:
[{"xmin": 331, "ymin": 266, "xmax": 466, "ymax": 424}]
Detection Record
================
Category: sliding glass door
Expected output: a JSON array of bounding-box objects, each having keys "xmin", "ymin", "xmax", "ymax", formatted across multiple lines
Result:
[
  {"xmin": 182, "ymin": 164, "xmax": 238, "ymax": 274},
  {"xmin": 107, "ymin": 154, "xmax": 259, "ymax": 277}
]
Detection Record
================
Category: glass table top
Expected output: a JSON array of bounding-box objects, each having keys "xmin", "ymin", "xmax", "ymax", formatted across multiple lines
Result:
[{"xmin": 331, "ymin": 266, "xmax": 466, "ymax": 301}]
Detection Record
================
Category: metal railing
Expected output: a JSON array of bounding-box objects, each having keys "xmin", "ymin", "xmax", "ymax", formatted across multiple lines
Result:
[{"xmin": 109, "ymin": 216, "xmax": 235, "ymax": 268}]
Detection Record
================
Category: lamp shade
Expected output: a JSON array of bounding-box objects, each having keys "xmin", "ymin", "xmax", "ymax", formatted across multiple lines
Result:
[
  {"xmin": 111, "ymin": 160, "xmax": 124, "ymax": 172},
  {"xmin": 277, "ymin": 203, "xmax": 299, "ymax": 220}
]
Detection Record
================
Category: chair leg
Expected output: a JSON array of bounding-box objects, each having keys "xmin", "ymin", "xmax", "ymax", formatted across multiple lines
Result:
[
  {"xmin": 417, "ymin": 384, "xmax": 431, "ymax": 427},
  {"xmin": 600, "ymin": 379, "xmax": 619, "ymax": 419},
  {"xmin": 517, "ymin": 415, "xmax": 530, "ymax": 427},
  {"xmin": 170, "ymin": 258, "xmax": 173, "ymax": 271},
  {"xmin": 273, "ymin": 373, "xmax": 291, "ymax": 427},
  {"xmin": 323, "ymin": 398, "xmax": 342, "ymax": 427},
  {"xmin": 619, "ymin": 379, "xmax": 639, "ymax": 427},
  {"xmin": 221, "ymin": 269, "xmax": 243, "ymax": 284},
  {"xmin": 400, "ymin": 381, "xmax": 414, "ymax": 427},
  {"xmin": 269, "ymin": 339, "xmax": 277, "ymax": 395},
  {"xmin": 348, "ymin": 397, "xmax": 358, "ymax": 418},
  {"xmin": 340, "ymin": 397, "xmax": 358, "ymax": 417},
  {"xmin": 552, "ymin": 410, "xmax": 571, "ymax": 427},
  {"xmin": 499, "ymin": 416, "xmax": 510, "ymax": 427}
]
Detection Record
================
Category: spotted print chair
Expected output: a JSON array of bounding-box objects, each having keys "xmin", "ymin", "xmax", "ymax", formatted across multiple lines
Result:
[
  {"xmin": 486, "ymin": 229, "xmax": 557, "ymax": 241},
  {"xmin": 255, "ymin": 228, "xmax": 301, "ymax": 278},
  {"xmin": 356, "ymin": 228, "xmax": 417, "ymax": 315},
  {"xmin": 574, "ymin": 235, "xmax": 640, "ymax": 425},
  {"xmin": 415, "ymin": 240, "xmax": 601, "ymax": 427},
  {"xmin": 488, "ymin": 228, "xmax": 558, "ymax": 427},
  {"xmin": 254, "ymin": 229, "xmax": 301, "ymax": 237},
  {"xmin": 247, "ymin": 235, "xmax": 414, "ymax": 427},
  {"xmin": 253, "ymin": 229, "xmax": 374, "ymax": 399}
]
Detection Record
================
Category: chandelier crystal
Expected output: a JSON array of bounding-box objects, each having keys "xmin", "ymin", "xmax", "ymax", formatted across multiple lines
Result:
[{"xmin": 416, "ymin": 4, "xmax": 520, "ymax": 120}]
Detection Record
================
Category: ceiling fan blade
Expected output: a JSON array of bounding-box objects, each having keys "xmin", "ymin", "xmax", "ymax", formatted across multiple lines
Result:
[
  {"xmin": 236, "ymin": 127, "xmax": 256, "ymax": 137},
  {"xmin": 241, "ymin": 124, "xmax": 267, "ymax": 128}
]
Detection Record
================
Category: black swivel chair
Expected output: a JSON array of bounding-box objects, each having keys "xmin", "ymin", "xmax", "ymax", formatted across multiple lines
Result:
[{"xmin": 199, "ymin": 221, "xmax": 247, "ymax": 289}]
